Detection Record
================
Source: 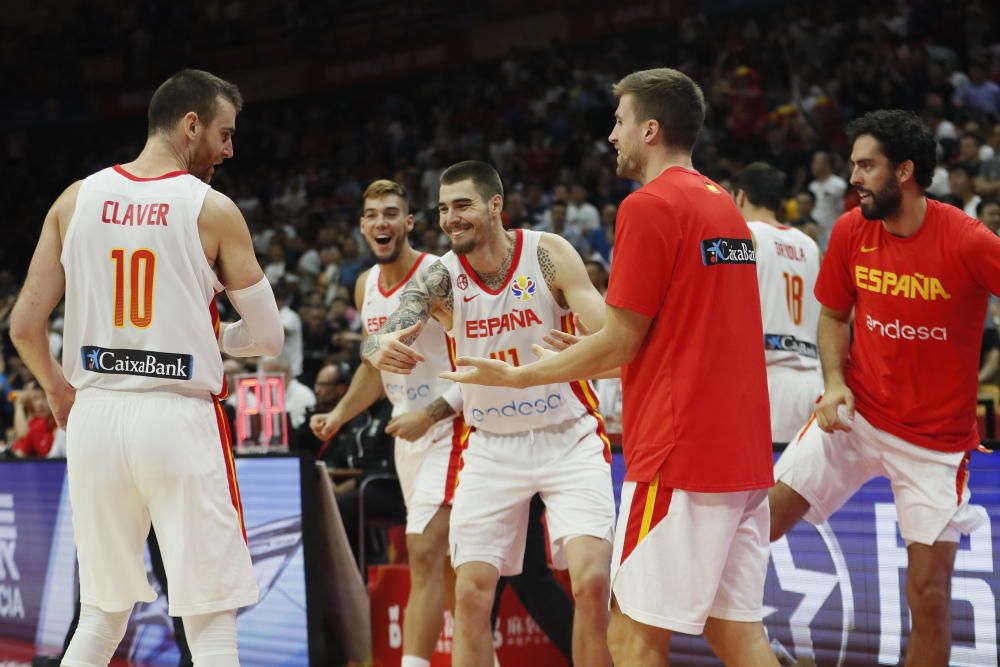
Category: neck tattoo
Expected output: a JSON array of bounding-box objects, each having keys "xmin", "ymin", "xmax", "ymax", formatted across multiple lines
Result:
[{"xmin": 479, "ymin": 232, "xmax": 515, "ymax": 291}]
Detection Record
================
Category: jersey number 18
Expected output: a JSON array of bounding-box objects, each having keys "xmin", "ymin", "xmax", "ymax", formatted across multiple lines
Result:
[{"xmin": 782, "ymin": 272, "xmax": 803, "ymax": 325}]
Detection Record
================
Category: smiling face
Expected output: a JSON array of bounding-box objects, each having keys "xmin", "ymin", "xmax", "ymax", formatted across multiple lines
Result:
[
  {"xmin": 609, "ymin": 94, "xmax": 646, "ymax": 181},
  {"xmin": 850, "ymin": 134, "xmax": 904, "ymax": 221},
  {"xmin": 360, "ymin": 193, "xmax": 414, "ymax": 264},
  {"xmin": 188, "ymin": 96, "xmax": 236, "ymax": 183},
  {"xmin": 438, "ymin": 179, "xmax": 503, "ymax": 255}
]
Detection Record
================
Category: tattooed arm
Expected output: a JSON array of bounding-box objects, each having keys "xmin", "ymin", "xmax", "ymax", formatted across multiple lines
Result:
[
  {"xmin": 538, "ymin": 233, "xmax": 606, "ymax": 333},
  {"xmin": 361, "ymin": 259, "xmax": 454, "ymax": 373}
]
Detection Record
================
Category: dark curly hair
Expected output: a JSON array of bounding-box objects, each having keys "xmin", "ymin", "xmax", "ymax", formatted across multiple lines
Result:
[
  {"xmin": 733, "ymin": 162, "xmax": 787, "ymax": 214},
  {"xmin": 847, "ymin": 110, "xmax": 936, "ymax": 190}
]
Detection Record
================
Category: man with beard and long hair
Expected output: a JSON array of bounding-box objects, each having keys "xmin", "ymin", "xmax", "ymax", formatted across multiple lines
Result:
[
  {"xmin": 10, "ymin": 69, "xmax": 284, "ymax": 666},
  {"xmin": 440, "ymin": 69, "xmax": 777, "ymax": 667},
  {"xmin": 770, "ymin": 109, "xmax": 1000, "ymax": 666},
  {"xmin": 310, "ymin": 179, "xmax": 467, "ymax": 667},
  {"xmin": 362, "ymin": 161, "xmax": 615, "ymax": 667}
]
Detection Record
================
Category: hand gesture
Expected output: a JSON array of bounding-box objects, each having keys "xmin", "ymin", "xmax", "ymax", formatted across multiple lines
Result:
[
  {"xmin": 814, "ymin": 383, "xmax": 855, "ymax": 433},
  {"xmin": 386, "ymin": 409, "xmax": 434, "ymax": 441},
  {"xmin": 440, "ymin": 356, "xmax": 524, "ymax": 388},
  {"xmin": 362, "ymin": 322, "xmax": 425, "ymax": 374},
  {"xmin": 310, "ymin": 412, "xmax": 344, "ymax": 441}
]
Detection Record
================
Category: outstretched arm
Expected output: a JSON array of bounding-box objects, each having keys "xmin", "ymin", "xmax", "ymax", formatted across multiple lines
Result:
[
  {"xmin": 361, "ymin": 259, "xmax": 453, "ymax": 373},
  {"xmin": 442, "ymin": 303, "xmax": 650, "ymax": 388}
]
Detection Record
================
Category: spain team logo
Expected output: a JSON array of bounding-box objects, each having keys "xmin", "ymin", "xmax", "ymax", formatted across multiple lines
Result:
[{"xmin": 510, "ymin": 275, "xmax": 536, "ymax": 301}]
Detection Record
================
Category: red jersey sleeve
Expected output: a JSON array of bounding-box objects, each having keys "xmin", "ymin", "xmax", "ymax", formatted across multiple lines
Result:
[
  {"xmin": 814, "ymin": 213, "xmax": 856, "ymax": 311},
  {"xmin": 606, "ymin": 192, "xmax": 678, "ymax": 318},
  {"xmin": 958, "ymin": 218, "xmax": 1000, "ymax": 296}
]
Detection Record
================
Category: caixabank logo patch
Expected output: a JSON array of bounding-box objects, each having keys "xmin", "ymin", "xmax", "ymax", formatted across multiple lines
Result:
[
  {"xmin": 81, "ymin": 346, "xmax": 194, "ymax": 380},
  {"xmin": 701, "ymin": 237, "xmax": 756, "ymax": 266}
]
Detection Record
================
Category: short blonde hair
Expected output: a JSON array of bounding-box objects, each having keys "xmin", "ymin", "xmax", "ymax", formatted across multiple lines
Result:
[
  {"xmin": 362, "ymin": 179, "xmax": 409, "ymax": 211},
  {"xmin": 612, "ymin": 68, "xmax": 705, "ymax": 151}
]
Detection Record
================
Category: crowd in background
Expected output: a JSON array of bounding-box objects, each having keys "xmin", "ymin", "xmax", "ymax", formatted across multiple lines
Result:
[{"xmin": 3, "ymin": 0, "xmax": 1000, "ymax": 455}]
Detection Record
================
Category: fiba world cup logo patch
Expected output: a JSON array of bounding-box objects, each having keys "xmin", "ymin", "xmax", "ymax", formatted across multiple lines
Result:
[{"xmin": 510, "ymin": 275, "xmax": 536, "ymax": 301}]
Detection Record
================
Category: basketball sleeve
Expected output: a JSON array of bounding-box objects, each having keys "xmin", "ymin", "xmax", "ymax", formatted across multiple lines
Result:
[
  {"xmin": 958, "ymin": 218, "xmax": 1000, "ymax": 296},
  {"xmin": 814, "ymin": 213, "xmax": 856, "ymax": 311},
  {"xmin": 606, "ymin": 193, "xmax": 677, "ymax": 318}
]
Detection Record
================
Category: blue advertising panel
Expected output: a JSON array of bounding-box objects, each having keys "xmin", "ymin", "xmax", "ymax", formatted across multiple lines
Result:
[
  {"xmin": 0, "ymin": 456, "xmax": 315, "ymax": 666},
  {"xmin": 611, "ymin": 450, "xmax": 999, "ymax": 666}
]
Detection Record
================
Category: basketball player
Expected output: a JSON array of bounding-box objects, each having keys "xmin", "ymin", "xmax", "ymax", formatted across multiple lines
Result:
[
  {"xmin": 770, "ymin": 110, "xmax": 1000, "ymax": 666},
  {"xmin": 733, "ymin": 162, "xmax": 823, "ymax": 443},
  {"xmin": 309, "ymin": 179, "xmax": 465, "ymax": 667},
  {"xmin": 9, "ymin": 69, "xmax": 283, "ymax": 666},
  {"xmin": 442, "ymin": 70, "xmax": 777, "ymax": 666},
  {"xmin": 363, "ymin": 161, "xmax": 615, "ymax": 667}
]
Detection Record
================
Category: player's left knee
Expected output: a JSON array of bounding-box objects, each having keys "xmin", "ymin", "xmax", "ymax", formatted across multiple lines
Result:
[
  {"xmin": 408, "ymin": 537, "xmax": 447, "ymax": 578},
  {"xmin": 906, "ymin": 575, "xmax": 951, "ymax": 619},
  {"xmin": 571, "ymin": 567, "xmax": 609, "ymax": 606}
]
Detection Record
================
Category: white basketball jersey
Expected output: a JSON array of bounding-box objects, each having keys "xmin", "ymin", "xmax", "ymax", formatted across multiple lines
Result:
[
  {"xmin": 440, "ymin": 229, "xmax": 597, "ymax": 435},
  {"xmin": 61, "ymin": 166, "xmax": 225, "ymax": 396},
  {"xmin": 748, "ymin": 221, "xmax": 822, "ymax": 372},
  {"xmin": 363, "ymin": 253, "xmax": 458, "ymax": 417}
]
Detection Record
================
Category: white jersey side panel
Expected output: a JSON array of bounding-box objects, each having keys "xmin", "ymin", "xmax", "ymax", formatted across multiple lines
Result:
[
  {"xmin": 441, "ymin": 229, "xmax": 595, "ymax": 435},
  {"xmin": 61, "ymin": 166, "xmax": 224, "ymax": 395},
  {"xmin": 363, "ymin": 253, "xmax": 458, "ymax": 417},
  {"xmin": 748, "ymin": 221, "xmax": 822, "ymax": 372}
]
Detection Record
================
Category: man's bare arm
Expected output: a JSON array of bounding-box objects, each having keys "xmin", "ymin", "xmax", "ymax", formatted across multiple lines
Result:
[
  {"xmin": 202, "ymin": 191, "xmax": 284, "ymax": 357},
  {"xmin": 361, "ymin": 260, "xmax": 453, "ymax": 372},
  {"xmin": 443, "ymin": 304, "xmax": 650, "ymax": 389},
  {"xmin": 201, "ymin": 190, "xmax": 265, "ymax": 290},
  {"xmin": 539, "ymin": 233, "xmax": 606, "ymax": 333},
  {"xmin": 814, "ymin": 305, "xmax": 855, "ymax": 432},
  {"xmin": 9, "ymin": 183, "xmax": 80, "ymax": 427}
]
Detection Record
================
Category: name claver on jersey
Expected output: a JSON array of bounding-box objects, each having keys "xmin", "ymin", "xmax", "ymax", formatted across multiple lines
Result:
[
  {"xmin": 80, "ymin": 346, "xmax": 194, "ymax": 380},
  {"xmin": 701, "ymin": 238, "xmax": 756, "ymax": 266}
]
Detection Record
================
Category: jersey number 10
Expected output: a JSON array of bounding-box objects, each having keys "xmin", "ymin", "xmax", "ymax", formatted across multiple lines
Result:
[
  {"xmin": 782, "ymin": 272, "xmax": 804, "ymax": 325},
  {"xmin": 111, "ymin": 248, "xmax": 156, "ymax": 328}
]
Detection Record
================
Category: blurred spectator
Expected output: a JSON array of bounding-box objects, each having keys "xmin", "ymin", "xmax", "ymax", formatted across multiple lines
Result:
[
  {"xmin": 587, "ymin": 203, "xmax": 617, "ymax": 263},
  {"xmin": 338, "ymin": 237, "xmax": 369, "ymax": 292},
  {"xmin": 807, "ymin": 150, "xmax": 847, "ymax": 247},
  {"xmin": 503, "ymin": 191, "xmax": 536, "ymax": 229},
  {"xmin": 291, "ymin": 362, "xmax": 350, "ymax": 454},
  {"xmin": 584, "ymin": 259, "xmax": 609, "ymax": 295},
  {"xmin": 261, "ymin": 357, "xmax": 316, "ymax": 430},
  {"xmin": 948, "ymin": 163, "xmax": 983, "ymax": 217},
  {"xmin": 957, "ymin": 61, "xmax": 1000, "ymax": 119},
  {"xmin": 300, "ymin": 305, "xmax": 335, "ymax": 386},
  {"xmin": 11, "ymin": 386, "xmax": 56, "ymax": 458},
  {"xmin": 262, "ymin": 281, "xmax": 304, "ymax": 379},
  {"xmin": 790, "ymin": 191, "xmax": 823, "ymax": 244},
  {"xmin": 536, "ymin": 200, "xmax": 588, "ymax": 256},
  {"xmin": 263, "ymin": 240, "xmax": 290, "ymax": 284},
  {"xmin": 567, "ymin": 183, "xmax": 601, "ymax": 232},
  {"xmin": 978, "ymin": 198, "xmax": 1000, "ymax": 233}
]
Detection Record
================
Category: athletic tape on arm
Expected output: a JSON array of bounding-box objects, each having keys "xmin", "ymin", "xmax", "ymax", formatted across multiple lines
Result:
[{"xmin": 221, "ymin": 277, "xmax": 284, "ymax": 357}]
